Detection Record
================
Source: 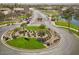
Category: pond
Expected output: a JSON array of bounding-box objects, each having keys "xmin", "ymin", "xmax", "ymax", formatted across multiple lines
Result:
[{"xmin": 60, "ymin": 16, "xmax": 79, "ymax": 26}]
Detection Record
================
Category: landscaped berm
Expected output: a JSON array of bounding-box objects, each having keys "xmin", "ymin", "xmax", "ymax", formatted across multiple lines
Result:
[{"xmin": 3, "ymin": 24, "xmax": 60, "ymax": 50}]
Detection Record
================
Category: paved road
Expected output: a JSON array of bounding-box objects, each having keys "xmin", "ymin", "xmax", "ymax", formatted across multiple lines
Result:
[
  {"xmin": 0, "ymin": 9, "xmax": 79, "ymax": 55},
  {"xmin": 0, "ymin": 24, "xmax": 21, "ymax": 55}
]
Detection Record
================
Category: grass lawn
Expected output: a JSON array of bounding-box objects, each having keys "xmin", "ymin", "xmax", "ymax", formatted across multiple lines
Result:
[
  {"xmin": 0, "ymin": 22, "xmax": 15, "ymax": 25},
  {"xmin": 26, "ymin": 26, "xmax": 47, "ymax": 31},
  {"xmin": 55, "ymin": 20, "xmax": 79, "ymax": 30},
  {"xmin": 55, "ymin": 20, "xmax": 79, "ymax": 36},
  {"xmin": 18, "ymin": 15, "xmax": 28, "ymax": 19},
  {"xmin": 18, "ymin": 14, "xmax": 31, "ymax": 19},
  {"xmin": 7, "ymin": 37, "xmax": 45, "ymax": 49},
  {"xmin": 71, "ymin": 30, "xmax": 79, "ymax": 36}
]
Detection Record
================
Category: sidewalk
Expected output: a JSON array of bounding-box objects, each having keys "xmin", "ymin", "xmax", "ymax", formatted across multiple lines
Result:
[
  {"xmin": 0, "ymin": 24, "xmax": 7, "ymax": 28},
  {"xmin": 0, "ymin": 23, "xmax": 18, "ymax": 28}
]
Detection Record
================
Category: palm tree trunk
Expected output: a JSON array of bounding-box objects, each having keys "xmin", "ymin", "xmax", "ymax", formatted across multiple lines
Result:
[
  {"xmin": 23, "ymin": 27, "xmax": 25, "ymax": 36},
  {"xmin": 67, "ymin": 20, "xmax": 71, "ymax": 31}
]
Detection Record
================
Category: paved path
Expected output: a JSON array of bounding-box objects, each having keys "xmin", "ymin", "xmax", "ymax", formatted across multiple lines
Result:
[{"xmin": 0, "ymin": 9, "xmax": 79, "ymax": 55}]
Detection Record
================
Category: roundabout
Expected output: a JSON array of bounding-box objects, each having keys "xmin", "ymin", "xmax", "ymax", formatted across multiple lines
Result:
[
  {"xmin": 1, "ymin": 25, "xmax": 60, "ymax": 52},
  {"xmin": 0, "ymin": 8, "xmax": 79, "ymax": 55}
]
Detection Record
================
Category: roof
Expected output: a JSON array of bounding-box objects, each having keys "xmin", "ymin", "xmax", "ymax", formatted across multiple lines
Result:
[{"xmin": 13, "ymin": 8, "xmax": 24, "ymax": 11}]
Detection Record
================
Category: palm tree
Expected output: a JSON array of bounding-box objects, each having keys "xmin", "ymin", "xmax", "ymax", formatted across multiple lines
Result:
[
  {"xmin": 74, "ymin": 8, "xmax": 79, "ymax": 32},
  {"xmin": 20, "ymin": 23, "xmax": 27, "ymax": 36},
  {"xmin": 62, "ymin": 7, "xmax": 74, "ymax": 30},
  {"xmin": 11, "ymin": 27, "xmax": 20, "ymax": 39},
  {"xmin": 74, "ymin": 8, "xmax": 79, "ymax": 19}
]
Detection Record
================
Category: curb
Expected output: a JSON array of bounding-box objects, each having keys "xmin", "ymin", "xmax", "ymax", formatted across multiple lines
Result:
[
  {"xmin": 0, "ymin": 27, "xmax": 61, "ymax": 53},
  {"xmin": 53, "ymin": 22, "xmax": 79, "ymax": 39}
]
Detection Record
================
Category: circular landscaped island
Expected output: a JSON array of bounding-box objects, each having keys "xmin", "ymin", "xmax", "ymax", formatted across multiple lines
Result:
[{"xmin": 1, "ymin": 24, "xmax": 60, "ymax": 51}]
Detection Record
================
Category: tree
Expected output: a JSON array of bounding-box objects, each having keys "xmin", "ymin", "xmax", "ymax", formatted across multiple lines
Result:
[
  {"xmin": 12, "ymin": 27, "xmax": 20, "ymax": 39},
  {"xmin": 38, "ymin": 30, "xmax": 45, "ymax": 37},
  {"xmin": 74, "ymin": 9, "xmax": 79, "ymax": 32},
  {"xmin": 26, "ymin": 13, "xmax": 31, "ymax": 18},
  {"xmin": 20, "ymin": 23, "xmax": 27, "ymax": 36},
  {"xmin": 62, "ymin": 7, "xmax": 74, "ymax": 30},
  {"xmin": 74, "ymin": 8, "xmax": 79, "ymax": 20}
]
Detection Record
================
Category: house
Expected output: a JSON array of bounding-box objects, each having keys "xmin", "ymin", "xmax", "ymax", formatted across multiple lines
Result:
[{"xmin": 0, "ymin": 8, "xmax": 11, "ymax": 15}]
